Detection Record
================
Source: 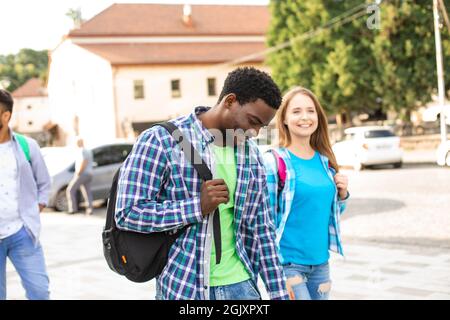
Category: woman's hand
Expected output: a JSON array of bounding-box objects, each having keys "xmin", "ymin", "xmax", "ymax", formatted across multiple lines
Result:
[{"xmin": 334, "ymin": 173, "xmax": 349, "ymax": 200}]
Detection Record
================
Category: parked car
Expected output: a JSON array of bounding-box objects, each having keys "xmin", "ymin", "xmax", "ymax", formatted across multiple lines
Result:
[
  {"xmin": 332, "ymin": 126, "xmax": 403, "ymax": 171},
  {"xmin": 42, "ymin": 142, "xmax": 133, "ymax": 211}
]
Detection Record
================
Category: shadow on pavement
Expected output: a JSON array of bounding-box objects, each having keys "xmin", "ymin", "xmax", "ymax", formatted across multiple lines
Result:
[
  {"xmin": 342, "ymin": 198, "xmax": 406, "ymax": 219},
  {"xmin": 368, "ymin": 162, "xmax": 441, "ymax": 170},
  {"xmin": 342, "ymin": 236, "xmax": 450, "ymax": 250}
]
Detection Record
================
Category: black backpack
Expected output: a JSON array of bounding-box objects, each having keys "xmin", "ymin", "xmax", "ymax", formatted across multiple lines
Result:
[{"xmin": 102, "ymin": 122, "xmax": 222, "ymax": 283}]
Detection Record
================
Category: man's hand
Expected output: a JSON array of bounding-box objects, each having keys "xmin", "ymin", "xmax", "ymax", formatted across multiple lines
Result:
[
  {"xmin": 200, "ymin": 179, "xmax": 229, "ymax": 216},
  {"xmin": 39, "ymin": 204, "xmax": 45, "ymax": 212}
]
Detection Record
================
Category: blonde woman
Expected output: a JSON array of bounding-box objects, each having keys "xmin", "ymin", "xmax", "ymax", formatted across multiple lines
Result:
[{"xmin": 263, "ymin": 87, "xmax": 349, "ymax": 300}]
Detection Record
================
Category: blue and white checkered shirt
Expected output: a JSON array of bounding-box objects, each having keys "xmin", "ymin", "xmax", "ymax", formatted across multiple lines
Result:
[{"xmin": 115, "ymin": 107, "xmax": 288, "ymax": 300}]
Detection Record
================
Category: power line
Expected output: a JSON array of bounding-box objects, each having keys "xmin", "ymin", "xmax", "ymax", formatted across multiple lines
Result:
[{"xmin": 215, "ymin": 2, "xmax": 373, "ymax": 68}]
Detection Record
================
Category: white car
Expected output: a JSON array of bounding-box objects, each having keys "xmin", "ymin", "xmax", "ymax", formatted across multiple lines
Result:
[{"xmin": 332, "ymin": 126, "xmax": 403, "ymax": 170}]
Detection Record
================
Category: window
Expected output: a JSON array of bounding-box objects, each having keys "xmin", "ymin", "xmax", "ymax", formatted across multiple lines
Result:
[
  {"xmin": 207, "ymin": 78, "xmax": 216, "ymax": 96},
  {"xmin": 364, "ymin": 130, "xmax": 395, "ymax": 138},
  {"xmin": 171, "ymin": 79, "xmax": 181, "ymax": 98},
  {"xmin": 93, "ymin": 144, "xmax": 133, "ymax": 167},
  {"xmin": 113, "ymin": 145, "xmax": 133, "ymax": 162},
  {"xmin": 133, "ymin": 80, "xmax": 145, "ymax": 99}
]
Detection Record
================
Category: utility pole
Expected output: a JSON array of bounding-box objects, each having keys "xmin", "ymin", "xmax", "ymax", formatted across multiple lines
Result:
[{"xmin": 433, "ymin": 0, "xmax": 448, "ymax": 146}]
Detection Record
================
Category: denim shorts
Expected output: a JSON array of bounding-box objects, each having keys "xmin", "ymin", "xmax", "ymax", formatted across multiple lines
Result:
[{"xmin": 283, "ymin": 262, "xmax": 331, "ymax": 300}]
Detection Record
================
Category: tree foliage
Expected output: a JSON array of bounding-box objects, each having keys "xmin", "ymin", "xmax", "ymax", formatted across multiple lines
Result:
[
  {"xmin": 0, "ymin": 49, "xmax": 48, "ymax": 92},
  {"xmin": 267, "ymin": 0, "xmax": 450, "ymax": 120}
]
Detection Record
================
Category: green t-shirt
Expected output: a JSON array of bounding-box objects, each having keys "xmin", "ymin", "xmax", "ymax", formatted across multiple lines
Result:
[{"xmin": 210, "ymin": 144, "xmax": 251, "ymax": 286}]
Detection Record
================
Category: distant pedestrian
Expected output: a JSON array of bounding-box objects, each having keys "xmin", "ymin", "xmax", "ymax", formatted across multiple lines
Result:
[
  {"xmin": 264, "ymin": 87, "xmax": 349, "ymax": 300},
  {"xmin": 66, "ymin": 137, "xmax": 94, "ymax": 215},
  {"xmin": 0, "ymin": 89, "xmax": 51, "ymax": 300}
]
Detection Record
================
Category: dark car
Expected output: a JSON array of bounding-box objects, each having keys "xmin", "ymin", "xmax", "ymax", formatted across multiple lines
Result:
[{"xmin": 42, "ymin": 142, "xmax": 133, "ymax": 211}]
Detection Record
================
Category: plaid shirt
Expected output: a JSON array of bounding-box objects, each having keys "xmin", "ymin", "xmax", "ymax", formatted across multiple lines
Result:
[
  {"xmin": 263, "ymin": 148, "xmax": 349, "ymax": 260},
  {"xmin": 115, "ymin": 107, "xmax": 288, "ymax": 300}
]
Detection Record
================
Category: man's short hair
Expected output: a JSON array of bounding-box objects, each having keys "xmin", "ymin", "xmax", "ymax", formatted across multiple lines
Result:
[
  {"xmin": 0, "ymin": 89, "xmax": 13, "ymax": 113},
  {"xmin": 218, "ymin": 67, "xmax": 282, "ymax": 110}
]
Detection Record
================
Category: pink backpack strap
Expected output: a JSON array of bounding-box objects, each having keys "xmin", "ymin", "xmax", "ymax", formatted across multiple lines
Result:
[{"xmin": 270, "ymin": 149, "xmax": 286, "ymax": 192}]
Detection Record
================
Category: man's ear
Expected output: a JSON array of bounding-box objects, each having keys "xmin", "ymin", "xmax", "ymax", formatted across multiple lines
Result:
[
  {"xmin": 4, "ymin": 111, "xmax": 12, "ymax": 123},
  {"xmin": 223, "ymin": 93, "xmax": 237, "ymax": 109},
  {"xmin": 0, "ymin": 110, "xmax": 10, "ymax": 122}
]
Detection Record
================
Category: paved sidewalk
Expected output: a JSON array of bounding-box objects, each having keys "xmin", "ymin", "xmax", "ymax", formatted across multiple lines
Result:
[
  {"xmin": 402, "ymin": 149, "xmax": 437, "ymax": 164},
  {"xmin": 330, "ymin": 241, "xmax": 450, "ymax": 300},
  {"xmin": 4, "ymin": 211, "xmax": 450, "ymax": 300}
]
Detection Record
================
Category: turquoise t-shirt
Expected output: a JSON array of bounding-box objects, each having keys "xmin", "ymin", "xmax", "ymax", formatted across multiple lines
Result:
[{"xmin": 279, "ymin": 150, "xmax": 335, "ymax": 266}]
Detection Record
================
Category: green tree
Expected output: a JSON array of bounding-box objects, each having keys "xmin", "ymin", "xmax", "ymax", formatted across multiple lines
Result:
[
  {"xmin": 267, "ymin": 0, "xmax": 378, "ymax": 120},
  {"xmin": 267, "ymin": 0, "xmax": 450, "ymax": 124},
  {"xmin": 371, "ymin": 1, "xmax": 450, "ymax": 120},
  {"xmin": 0, "ymin": 49, "xmax": 48, "ymax": 92}
]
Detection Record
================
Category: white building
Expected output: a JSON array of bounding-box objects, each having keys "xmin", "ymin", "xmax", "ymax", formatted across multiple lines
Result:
[
  {"xmin": 11, "ymin": 78, "xmax": 51, "ymax": 134},
  {"xmin": 48, "ymin": 4, "xmax": 270, "ymax": 146}
]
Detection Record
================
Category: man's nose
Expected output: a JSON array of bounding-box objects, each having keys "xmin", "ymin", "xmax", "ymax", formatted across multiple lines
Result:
[
  {"xmin": 253, "ymin": 125, "xmax": 264, "ymax": 137},
  {"xmin": 247, "ymin": 127, "xmax": 259, "ymax": 137}
]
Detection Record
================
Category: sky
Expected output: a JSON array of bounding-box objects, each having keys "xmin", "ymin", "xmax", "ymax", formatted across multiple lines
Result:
[{"xmin": 1, "ymin": 0, "xmax": 268, "ymax": 56}]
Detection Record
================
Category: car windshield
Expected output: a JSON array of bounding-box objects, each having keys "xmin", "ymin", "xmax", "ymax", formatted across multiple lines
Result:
[
  {"xmin": 41, "ymin": 147, "xmax": 77, "ymax": 176},
  {"xmin": 364, "ymin": 130, "xmax": 395, "ymax": 138}
]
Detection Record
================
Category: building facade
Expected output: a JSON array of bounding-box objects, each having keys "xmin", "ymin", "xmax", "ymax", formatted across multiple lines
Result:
[{"xmin": 48, "ymin": 4, "xmax": 270, "ymax": 146}]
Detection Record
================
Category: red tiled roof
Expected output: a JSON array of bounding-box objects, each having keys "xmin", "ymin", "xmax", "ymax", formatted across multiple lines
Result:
[
  {"xmin": 77, "ymin": 42, "xmax": 266, "ymax": 65},
  {"xmin": 12, "ymin": 78, "xmax": 47, "ymax": 98},
  {"xmin": 69, "ymin": 4, "xmax": 269, "ymax": 37}
]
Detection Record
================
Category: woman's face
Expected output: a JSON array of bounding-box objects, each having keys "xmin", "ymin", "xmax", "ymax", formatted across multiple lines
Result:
[{"xmin": 284, "ymin": 93, "xmax": 319, "ymax": 139}]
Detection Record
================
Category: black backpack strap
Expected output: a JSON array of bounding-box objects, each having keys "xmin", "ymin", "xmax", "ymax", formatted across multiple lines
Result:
[
  {"xmin": 154, "ymin": 122, "xmax": 222, "ymax": 265},
  {"xmin": 157, "ymin": 122, "xmax": 212, "ymax": 181},
  {"xmin": 105, "ymin": 168, "xmax": 121, "ymax": 232},
  {"xmin": 212, "ymin": 208, "xmax": 221, "ymax": 264}
]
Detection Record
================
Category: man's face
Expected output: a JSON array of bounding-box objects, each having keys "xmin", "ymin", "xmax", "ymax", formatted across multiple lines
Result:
[{"xmin": 222, "ymin": 95, "xmax": 277, "ymax": 144}]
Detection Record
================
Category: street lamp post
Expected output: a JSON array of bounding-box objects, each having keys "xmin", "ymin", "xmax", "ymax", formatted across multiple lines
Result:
[{"xmin": 433, "ymin": 0, "xmax": 448, "ymax": 146}]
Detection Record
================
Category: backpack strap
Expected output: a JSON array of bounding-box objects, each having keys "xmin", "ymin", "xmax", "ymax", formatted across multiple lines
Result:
[
  {"xmin": 159, "ymin": 122, "xmax": 212, "ymax": 181},
  {"xmin": 158, "ymin": 122, "xmax": 221, "ymax": 264},
  {"xmin": 269, "ymin": 149, "xmax": 286, "ymax": 193},
  {"xmin": 14, "ymin": 133, "xmax": 31, "ymax": 163},
  {"xmin": 108, "ymin": 122, "xmax": 222, "ymax": 264}
]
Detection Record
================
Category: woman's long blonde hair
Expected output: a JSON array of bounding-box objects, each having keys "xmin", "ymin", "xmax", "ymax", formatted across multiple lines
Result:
[{"xmin": 276, "ymin": 86, "xmax": 339, "ymax": 172}]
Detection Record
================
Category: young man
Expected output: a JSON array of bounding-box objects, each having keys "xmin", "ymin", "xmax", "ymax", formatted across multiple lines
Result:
[
  {"xmin": 0, "ymin": 89, "xmax": 51, "ymax": 300},
  {"xmin": 115, "ymin": 67, "xmax": 289, "ymax": 300}
]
